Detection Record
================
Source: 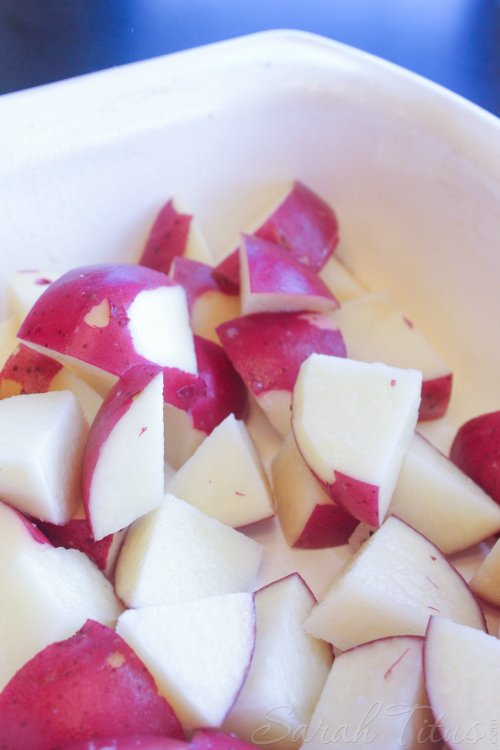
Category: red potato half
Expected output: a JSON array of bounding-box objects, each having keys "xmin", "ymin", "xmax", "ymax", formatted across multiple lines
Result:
[
  {"xmin": 239, "ymin": 234, "xmax": 339, "ymax": 315},
  {"xmin": 17, "ymin": 263, "xmax": 197, "ymax": 395},
  {"xmin": 292, "ymin": 354, "xmax": 422, "ymax": 527},
  {"xmin": 139, "ymin": 197, "xmax": 212, "ymax": 275},
  {"xmin": 170, "ymin": 256, "xmax": 240, "ymax": 344},
  {"xmin": 163, "ymin": 335, "xmax": 248, "ymax": 470},
  {"xmin": 450, "ymin": 410, "xmax": 500, "ymax": 505},
  {"xmin": 214, "ymin": 181, "xmax": 339, "ymax": 286},
  {"xmin": 217, "ymin": 311, "xmax": 346, "ymax": 437},
  {"xmin": 0, "ymin": 619, "xmax": 184, "ymax": 750},
  {"xmin": 82, "ymin": 364, "xmax": 165, "ymax": 541}
]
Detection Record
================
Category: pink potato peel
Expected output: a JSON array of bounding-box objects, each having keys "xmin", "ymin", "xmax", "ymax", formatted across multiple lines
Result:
[
  {"xmin": 17, "ymin": 263, "xmax": 182, "ymax": 377},
  {"xmin": 217, "ymin": 311, "xmax": 346, "ymax": 395},
  {"xmin": 162, "ymin": 335, "xmax": 248, "ymax": 435},
  {"xmin": 450, "ymin": 410, "xmax": 500, "ymax": 505},
  {"xmin": 58, "ymin": 730, "xmax": 257, "ymax": 750},
  {"xmin": 0, "ymin": 619, "xmax": 184, "ymax": 750},
  {"xmin": 139, "ymin": 199, "xmax": 193, "ymax": 276},
  {"xmin": 214, "ymin": 181, "xmax": 339, "ymax": 288}
]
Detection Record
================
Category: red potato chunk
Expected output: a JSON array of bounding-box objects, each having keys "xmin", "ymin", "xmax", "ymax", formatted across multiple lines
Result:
[
  {"xmin": 450, "ymin": 410, "xmax": 500, "ymax": 504},
  {"xmin": 0, "ymin": 619, "xmax": 184, "ymax": 750}
]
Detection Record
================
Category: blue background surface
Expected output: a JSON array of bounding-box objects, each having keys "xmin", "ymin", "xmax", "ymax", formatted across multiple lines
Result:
[{"xmin": 0, "ymin": 0, "xmax": 499, "ymax": 116}]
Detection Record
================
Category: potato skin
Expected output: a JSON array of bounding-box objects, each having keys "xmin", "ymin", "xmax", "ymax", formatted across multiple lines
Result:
[
  {"xmin": 450, "ymin": 410, "xmax": 500, "ymax": 504},
  {"xmin": 0, "ymin": 619, "xmax": 184, "ymax": 750}
]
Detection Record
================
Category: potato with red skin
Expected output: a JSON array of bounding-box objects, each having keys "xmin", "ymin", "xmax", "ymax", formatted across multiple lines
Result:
[
  {"xmin": 163, "ymin": 335, "xmax": 248, "ymax": 469},
  {"xmin": 59, "ymin": 731, "xmax": 257, "ymax": 750},
  {"xmin": 215, "ymin": 181, "xmax": 339, "ymax": 286},
  {"xmin": 450, "ymin": 410, "xmax": 500, "ymax": 504},
  {"xmin": 217, "ymin": 311, "xmax": 345, "ymax": 436},
  {"xmin": 170, "ymin": 257, "xmax": 240, "ymax": 344},
  {"xmin": 0, "ymin": 619, "xmax": 184, "ymax": 750},
  {"xmin": 37, "ymin": 513, "xmax": 125, "ymax": 579},
  {"xmin": 0, "ymin": 343, "xmax": 62, "ymax": 397},
  {"xmin": 83, "ymin": 364, "xmax": 165, "ymax": 540},
  {"xmin": 17, "ymin": 263, "xmax": 196, "ymax": 395},
  {"xmin": 139, "ymin": 199, "xmax": 193, "ymax": 275},
  {"xmin": 239, "ymin": 233, "xmax": 339, "ymax": 315}
]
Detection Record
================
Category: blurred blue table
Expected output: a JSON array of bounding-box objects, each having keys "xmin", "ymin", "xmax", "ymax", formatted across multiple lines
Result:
[{"xmin": 1, "ymin": 0, "xmax": 499, "ymax": 117}]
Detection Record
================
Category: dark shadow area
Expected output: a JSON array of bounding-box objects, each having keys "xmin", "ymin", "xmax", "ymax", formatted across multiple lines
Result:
[{"xmin": 0, "ymin": 0, "xmax": 499, "ymax": 116}]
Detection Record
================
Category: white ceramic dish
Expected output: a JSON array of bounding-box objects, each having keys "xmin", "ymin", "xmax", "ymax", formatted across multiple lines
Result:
[{"xmin": 0, "ymin": 29, "xmax": 499, "ymax": 615}]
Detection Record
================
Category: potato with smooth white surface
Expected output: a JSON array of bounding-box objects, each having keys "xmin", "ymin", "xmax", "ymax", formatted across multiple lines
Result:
[
  {"xmin": 389, "ymin": 432, "xmax": 500, "ymax": 554},
  {"xmin": 0, "ymin": 546, "xmax": 123, "ymax": 692},
  {"xmin": 82, "ymin": 365, "xmax": 164, "ymax": 541},
  {"xmin": 0, "ymin": 390, "xmax": 87, "ymax": 524},
  {"xmin": 292, "ymin": 354, "xmax": 422, "ymax": 527},
  {"xmin": 424, "ymin": 617, "xmax": 500, "ymax": 750},
  {"xmin": 217, "ymin": 311, "xmax": 346, "ymax": 437},
  {"xmin": 114, "ymin": 494, "xmax": 263, "ymax": 608},
  {"xmin": 306, "ymin": 636, "xmax": 434, "ymax": 750},
  {"xmin": 139, "ymin": 197, "xmax": 213, "ymax": 274},
  {"xmin": 0, "ymin": 499, "xmax": 51, "ymax": 573},
  {"xmin": 271, "ymin": 432, "xmax": 358, "ymax": 548},
  {"xmin": 239, "ymin": 234, "xmax": 338, "ymax": 315},
  {"xmin": 332, "ymin": 290, "xmax": 453, "ymax": 420},
  {"xmin": 167, "ymin": 414, "xmax": 274, "ymax": 528},
  {"xmin": 117, "ymin": 593, "xmax": 256, "ymax": 730},
  {"xmin": 0, "ymin": 619, "xmax": 184, "ymax": 750},
  {"xmin": 17, "ymin": 263, "xmax": 197, "ymax": 395},
  {"xmin": 303, "ymin": 516, "xmax": 486, "ymax": 650},
  {"xmin": 222, "ymin": 574, "xmax": 332, "ymax": 750}
]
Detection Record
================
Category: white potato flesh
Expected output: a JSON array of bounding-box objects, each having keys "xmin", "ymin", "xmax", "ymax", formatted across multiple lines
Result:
[
  {"xmin": 306, "ymin": 636, "xmax": 433, "ymax": 750},
  {"xmin": 425, "ymin": 617, "xmax": 500, "ymax": 750},
  {"xmin": 88, "ymin": 372, "xmax": 165, "ymax": 541},
  {"xmin": 0, "ymin": 390, "xmax": 87, "ymax": 524},
  {"xmin": 304, "ymin": 516, "xmax": 485, "ymax": 650},
  {"xmin": 166, "ymin": 414, "xmax": 274, "ymax": 528},
  {"xmin": 0, "ymin": 546, "xmax": 123, "ymax": 691},
  {"xmin": 117, "ymin": 593, "xmax": 255, "ymax": 729},
  {"xmin": 127, "ymin": 285, "xmax": 197, "ymax": 374},
  {"xmin": 389, "ymin": 432, "xmax": 500, "ymax": 555},
  {"xmin": 222, "ymin": 574, "xmax": 332, "ymax": 749},
  {"xmin": 114, "ymin": 494, "xmax": 263, "ymax": 608},
  {"xmin": 293, "ymin": 354, "xmax": 421, "ymax": 523}
]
